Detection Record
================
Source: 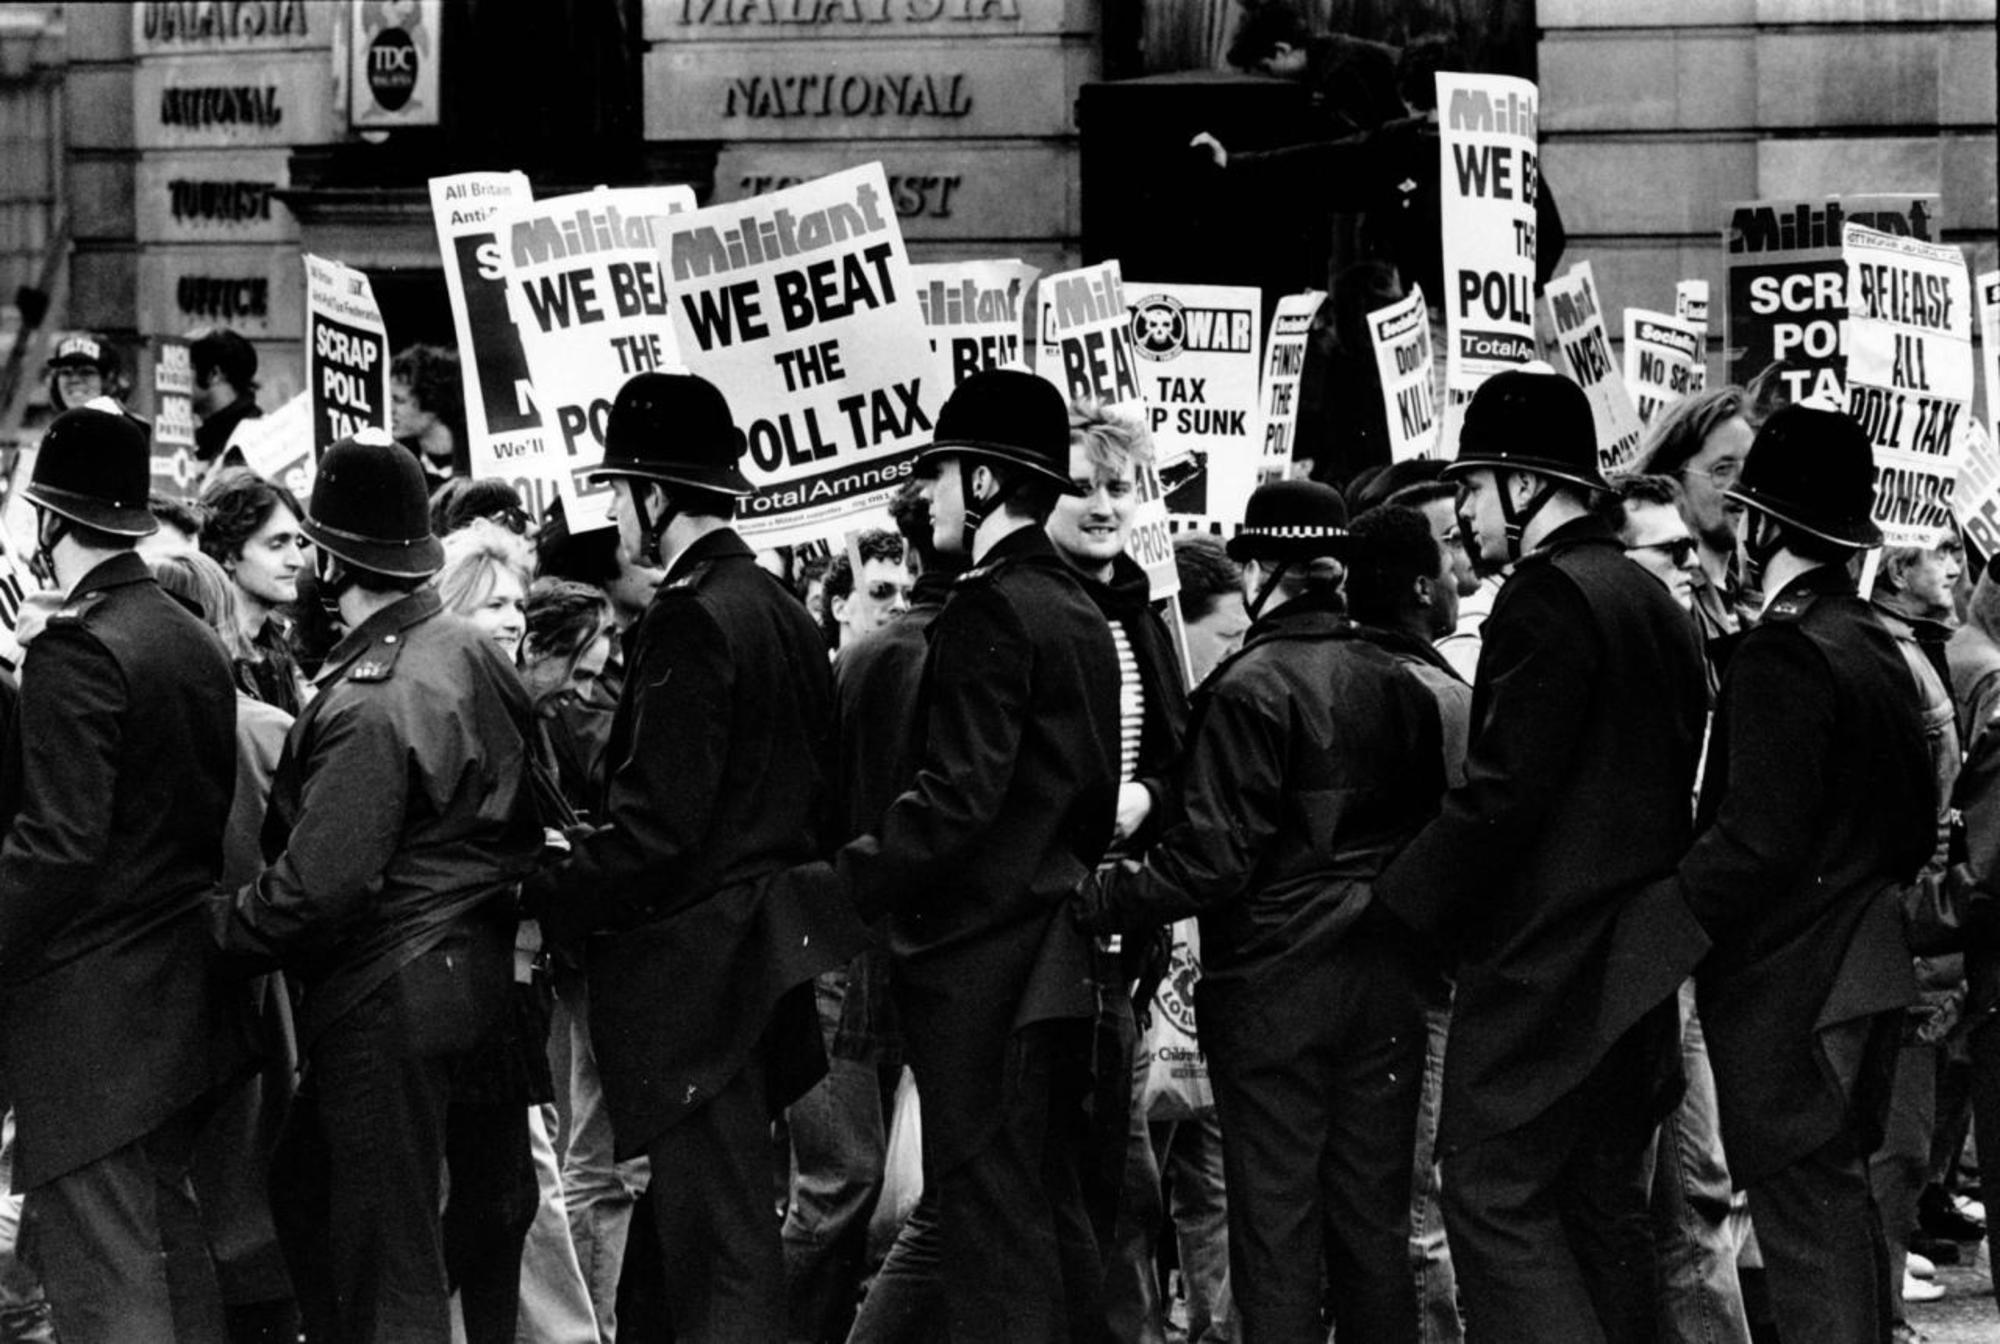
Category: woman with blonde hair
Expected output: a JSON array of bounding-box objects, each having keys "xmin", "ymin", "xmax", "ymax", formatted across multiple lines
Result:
[{"xmin": 436, "ymin": 518, "xmax": 533, "ymax": 660}]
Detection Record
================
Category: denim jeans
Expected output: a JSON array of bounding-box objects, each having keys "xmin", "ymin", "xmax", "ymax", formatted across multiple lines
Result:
[
  {"xmin": 1650, "ymin": 982, "xmax": 1751, "ymax": 1344},
  {"xmin": 1412, "ymin": 1001, "xmax": 1463, "ymax": 1344},
  {"xmin": 516, "ymin": 1104, "xmax": 599, "ymax": 1344},
  {"xmin": 558, "ymin": 975, "xmax": 648, "ymax": 1342},
  {"xmin": 782, "ymin": 969, "xmax": 888, "ymax": 1344}
]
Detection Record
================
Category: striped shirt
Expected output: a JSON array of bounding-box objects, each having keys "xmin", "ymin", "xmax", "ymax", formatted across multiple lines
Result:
[{"xmin": 1109, "ymin": 619, "xmax": 1144, "ymax": 783}]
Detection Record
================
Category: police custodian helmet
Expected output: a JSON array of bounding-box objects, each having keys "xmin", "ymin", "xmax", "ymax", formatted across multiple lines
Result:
[
  {"xmin": 591, "ymin": 372, "xmax": 756, "ymax": 498},
  {"xmin": 1227, "ymin": 479, "xmax": 1353, "ymax": 565},
  {"xmin": 914, "ymin": 368, "xmax": 1083, "ymax": 495},
  {"xmin": 1726, "ymin": 403, "xmax": 1882, "ymax": 549},
  {"xmin": 1444, "ymin": 368, "xmax": 1608, "ymax": 495},
  {"xmin": 24, "ymin": 407, "xmax": 158, "ymax": 537},
  {"xmin": 303, "ymin": 432, "xmax": 445, "ymax": 579}
]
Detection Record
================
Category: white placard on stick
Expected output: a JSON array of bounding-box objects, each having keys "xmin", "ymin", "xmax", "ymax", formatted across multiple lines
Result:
[{"xmin": 1367, "ymin": 286, "xmax": 1439, "ymax": 462}]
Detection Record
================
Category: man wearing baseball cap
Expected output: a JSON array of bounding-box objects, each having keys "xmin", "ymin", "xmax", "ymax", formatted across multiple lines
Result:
[
  {"xmin": 1076, "ymin": 478, "xmax": 1447, "ymax": 1342},
  {"xmin": 214, "ymin": 431, "xmax": 546, "ymax": 1343},
  {"xmin": 521, "ymin": 372, "xmax": 864, "ymax": 1342},
  {"xmin": 1675, "ymin": 405, "xmax": 1935, "ymax": 1342},
  {"xmin": 0, "ymin": 408, "xmax": 241, "ymax": 1342},
  {"xmin": 780, "ymin": 368, "xmax": 1123, "ymax": 1342},
  {"xmin": 1371, "ymin": 370, "xmax": 1711, "ymax": 1343}
]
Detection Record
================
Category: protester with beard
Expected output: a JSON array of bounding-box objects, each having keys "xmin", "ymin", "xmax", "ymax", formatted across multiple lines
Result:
[
  {"xmin": 1630, "ymin": 387, "xmax": 1759, "ymax": 649},
  {"xmin": 779, "ymin": 369, "xmax": 1121, "ymax": 1343},
  {"xmin": 213, "ymin": 433, "xmax": 545, "ymax": 1344},
  {"xmin": 0, "ymin": 408, "xmax": 243, "ymax": 1344},
  {"xmin": 1372, "ymin": 372, "xmax": 1710, "ymax": 1344},
  {"xmin": 199, "ymin": 469, "xmax": 308, "ymax": 715},
  {"xmin": 1675, "ymin": 407, "xmax": 1935, "ymax": 1343}
]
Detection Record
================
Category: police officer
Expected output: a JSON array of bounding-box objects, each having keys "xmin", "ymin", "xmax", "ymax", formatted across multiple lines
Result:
[
  {"xmin": 0, "ymin": 407, "xmax": 241, "ymax": 1343},
  {"xmin": 782, "ymin": 368, "xmax": 1122, "ymax": 1343},
  {"xmin": 1372, "ymin": 371, "xmax": 1711, "ymax": 1344},
  {"xmin": 1675, "ymin": 406, "xmax": 1934, "ymax": 1343},
  {"xmin": 522, "ymin": 373, "xmax": 863, "ymax": 1343},
  {"xmin": 1078, "ymin": 479, "xmax": 1446, "ymax": 1343},
  {"xmin": 215, "ymin": 432, "xmax": 545, "ymax": 1344}
]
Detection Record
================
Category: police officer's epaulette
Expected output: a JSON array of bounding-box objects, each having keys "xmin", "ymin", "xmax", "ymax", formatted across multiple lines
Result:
[
  {"xmin": 663, "ymin": 560, "xmax": 714, "ymax": 594},
  {"xmin": 344, "ymin": 629, "xmax": 410, "ymax": 683},
  {"xmin": 1760, "ymin": 589, "xmax": 1821, "ymax": 624},
  {"xmin": 47, "ymin": 591, "xmax": 107, "ymax": 625}
]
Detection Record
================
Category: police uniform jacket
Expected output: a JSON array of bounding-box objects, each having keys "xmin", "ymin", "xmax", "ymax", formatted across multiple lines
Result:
[
  {"xmin": 1680, "ymin": 564, "xmax": 1933, "ymax": 1183},
  {"xmin": 530, "ymin": 528, "xmax": 865, "ymax": 1158},
  {"xmin": 1081, "ymin": 592, "xmax": 1444, "ymax": 994},
  {"xmin": 217, "ymin": 585, "xmax": 544, "ymax": 1051},
  {"xmin": 0, "ymin": 552, "xmax": 244, "ymax": 1190},
  {"xmin": 1374, "ymin": 515, "xmax": 1710, "ymax": 1155},
  {"xmin": 798, "ymin": 524, "xmax": 1121, "ymax": 1171}
]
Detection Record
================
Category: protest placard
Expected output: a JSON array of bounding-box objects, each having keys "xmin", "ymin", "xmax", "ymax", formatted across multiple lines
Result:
[
  {"xmin": 148, "ymin": 338, "xmax": 200, "ymax": 500},
  {"xmin": 234, "ymin": 391, "xmax": 315, "ymax": 504},
  {"xmin": 655, "ymin": 163, "xmax": 945, "ymax": 549},
  {"xmin": 1676, "ymin": 279, "xmax": 1709, "ymax": 335},
  {"xmin": 306, "ymin": 254, "xmax": 390, "ymax": 456},
  {"xmin": 1842, "ymin": 223, "xmax": 1974, "ymax": 549},
  {"xmin": 1366, "ymin": 286, "xmax": 1439, "ymax": 462},
  {"xmin": 1436, "ymin": 72, "xmax": 1540, "ymax": 405},
  {"xmin": 1623, "ymin": 309, "xmax": 1706, "ymax": 427},
  {"xmin": 1954, "ymin": 418, "xmax": 2000, "ymax": 559},
  {"xmin": 913, "ymin": 259, "xmax": 1038, "ymax": 385},
  {"xmin": 1724, "ymin": 194, "xmax": 1939, "ymax": 407},
  {"xmin": 1127, "ymin": 282, "xmax": 1261, "ymax": 523},
  {"xmin": 1545, "ymin": 263, "xmax": 1644, "ymax": 475},
  {"xmin": 1258, "ymin": 291, "xmax": 1325, "ymax": 482},
  {"xmin": 430, "ymin": 171, "xmax": 559, "ymax": 519},
  {"xmin": 492, "ymin": 184, "xmax": 696, "ymax": 532},
  {"xmin": 1981, "ymin": 270, "xmax": 1999, "ymax": 446}
]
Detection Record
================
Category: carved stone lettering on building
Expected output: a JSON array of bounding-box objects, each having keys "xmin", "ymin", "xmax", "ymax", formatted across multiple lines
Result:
[
  {"xmin": 140, "ymin": 1, "xmax": 310, "ymax": 44},
  {"xmin": 177, "ymin": 276, "xmax": 271, "ymax": 321},
  {"xmin": 158, "ymin": 86, "xmax": 284, "ymax": 129},
  {"xmin": 679, "ymin": 0, "xmax": 1017, "ymax": 24},
  {"xmin": 723, "ymin": 73, "xmax": 971, "ymax": 118},
  {"xmin": 739, "ymin": 173, "xmax": 963, "ymax": 218},
  {"xmin": 168, "ymin": 180, "xmax": 277, "ymax": 223}
]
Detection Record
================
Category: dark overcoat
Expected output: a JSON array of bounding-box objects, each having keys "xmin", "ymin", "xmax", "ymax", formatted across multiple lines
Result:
[
  {"xmin": 532, "ymin": 528, "xmax": 865, "ymax": 1158},
  {"xmin": 1681, "ymin": 565, "xmax": 1934, "ymax": 1183},
  {"xmin": 1374, "ymin": 515, "xmax": 1711, "ymax": 1154},
  {"xmin": 0, "ymin": 552, "xmax": 245, "ymax": 1189},
  {"xmin": 801, "ymin": 525, "xmax": 1121, "ymax": 1171}
]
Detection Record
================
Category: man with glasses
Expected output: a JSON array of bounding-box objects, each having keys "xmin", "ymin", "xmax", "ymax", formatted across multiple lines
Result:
[
  {"xmin": 1604, "ymin": 476, "xmax": 1703, "ymax": 614},
  {"xmin": 822, "ymin": 529, "xmax": 913, "ymax": 652},
  {"xmin": 1632, "ymin": 387, "xmax": 1759, "ymax": 646}
]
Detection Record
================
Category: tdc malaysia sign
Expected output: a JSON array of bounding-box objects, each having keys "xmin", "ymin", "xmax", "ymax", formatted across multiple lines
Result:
[{"xmin": 348, "ymin": 0, "xmax": 442, "ymax": 129}]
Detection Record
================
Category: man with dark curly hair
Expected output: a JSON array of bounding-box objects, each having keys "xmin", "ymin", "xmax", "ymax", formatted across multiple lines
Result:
[
  {"xmin": 391, "ymin": 345, "xmax": 470, "ymax": 488},
  {"xmin": 198, "ymin": 469, "xmax": 307, "ymax": 715}
]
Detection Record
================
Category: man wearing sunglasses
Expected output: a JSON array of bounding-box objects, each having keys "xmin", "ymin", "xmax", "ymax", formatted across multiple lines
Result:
[{"xmin": 1606, "ymin": 476, "xmax": 1703, "ymax": 614}]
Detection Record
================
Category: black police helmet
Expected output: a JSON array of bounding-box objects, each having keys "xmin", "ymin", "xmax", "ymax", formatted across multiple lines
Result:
[
  {"xmin": 1227, "ymin": 479, "xmax": 1353, "ymax": 565},
  {"xmin": 25, "ymin": 408, "xmax": 158, "ymax": 537},
  {"xmin": 913, "ymin": 369, "xmax": 1081, "ymax": 495},
  {"xmin": 1726, "ymin": 403, "xmax": 1882, "ymax": 549},
  {"xmin": 303, "ymin": 432, "xmax": 445, "ymax": 579},
  {"xmin": 591, "ymin": 372, "xmax": 755, "ymax": 498},
  {"xmin": 1444, "ymin": 369, "xmax": 1607, "ymax": 495}
]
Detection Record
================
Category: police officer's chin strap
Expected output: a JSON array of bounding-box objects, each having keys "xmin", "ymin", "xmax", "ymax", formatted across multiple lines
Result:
[
  {"xmin": 1246, "ymin": 559, "xmax": 1293, "ymax": 621},
  {"xmin": 1496, "ymin": 470, "xmax": 1561, "ymax": 563},
  {"xmin": 629, "ymin": 481, "xmax": 680, "ymax": 570},
  {"xmin": 957, "ymin": 460, "xmax": 998, "ymax": 558},
  {"xmin": 30, "ymin": 509, "xmax": 68, "ymax": 589}
]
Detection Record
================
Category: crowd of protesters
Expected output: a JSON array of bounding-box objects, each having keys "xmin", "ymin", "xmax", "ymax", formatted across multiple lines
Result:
[{"xmin": 2, "ymin": 333, "xmax": 1997, "ymax": 1344}]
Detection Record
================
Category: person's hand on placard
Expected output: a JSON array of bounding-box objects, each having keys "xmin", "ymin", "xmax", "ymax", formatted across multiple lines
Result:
[{"xmin": 1190, "ymin": 132, "xmax": 1228, "ymax": 170}]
